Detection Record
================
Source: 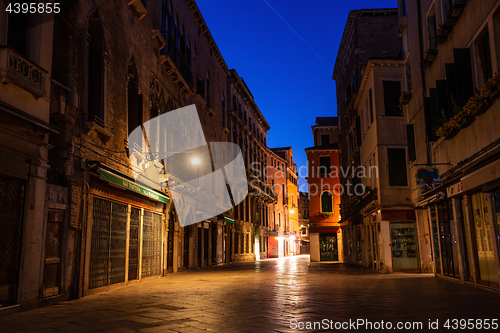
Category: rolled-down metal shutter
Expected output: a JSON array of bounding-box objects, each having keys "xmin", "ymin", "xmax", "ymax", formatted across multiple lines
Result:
[
  {"xmin": 89, "ymin": 198, "xmax": 127, "ymax": 289},
  {"xmin": 142, "ymin": 211, "xmax": 162, "ymax": 278}
]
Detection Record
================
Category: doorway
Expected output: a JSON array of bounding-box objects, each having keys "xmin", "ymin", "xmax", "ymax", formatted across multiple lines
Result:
[{"xmin": 43, "ymin": 209, "xmax": 64, "ymax": 298}]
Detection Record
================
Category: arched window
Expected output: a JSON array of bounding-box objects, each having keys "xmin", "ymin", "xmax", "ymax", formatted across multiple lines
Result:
[
  {"xmin": 127, "ymin": 58, "xmax": 142, "ymax": 135},
  {"xmin": 88, "ymin": 11, "xmax": 105, "ymax": 124},
  {"xmin": 321, "ymin": 191, "xmax": 333, "ymax": 213}
]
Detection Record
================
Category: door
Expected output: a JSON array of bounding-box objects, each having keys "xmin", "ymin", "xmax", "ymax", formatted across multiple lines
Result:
[
  {"xmin": 128, "ymin": 208, "xmax": 140, "ymax": 281},
  {"xmin": 166, "ymin": 211, "xmax": 175, "ymax": 273},
  {"xmin": 437, "ymin": 201, "xmax": 459, "ymax": 278},
  {"xmin": 319, "ymin": 233, "xmax": 338, "ymax": 261},
  {"xmin": 43, "ymin": 209, "xmax": 64, "ymax": 298},
  {"xmin": 203, "ymin": 227, "xmax": 209, "ymax": 266},
  {"xmin": 141, "ymin": 211, "xmax": 161, "ymax": 278},
  {"xmin": 391, "ymin": 222, "xmax": 419, "ymax": 271},
  {"xmin": 197, "ymin": 227, "xmax": 202, "ymax": 267},
  {"xmin": 89, "ymin": 198, "xmax": 127, "ymax": 290},
  {"xmin": 470, "ymin": 193, "xmax": 498, "ymax": 287},
  {"xmin": 459, "ymin": 198, "xmax": 474, "ymax": 281},
  {"xmin": 430, "ymin": 208, "xmax": 441, "ymax": 274},
  {"xmin": 183, "ymin": 226, "xmax": 189, "ymax": 269},
  {"xmin": 0, "ymin": 176, "xmax": 25, "ymax": 307}
]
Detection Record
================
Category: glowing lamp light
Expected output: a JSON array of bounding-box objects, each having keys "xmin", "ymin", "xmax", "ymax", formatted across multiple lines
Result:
[
  {"xmin": 191, "ymin": 157, "xmax": 200, "ymax": 165},
  {"xmin": 290, "ymin": 209, "xmax": 295, "ymax": 214}
]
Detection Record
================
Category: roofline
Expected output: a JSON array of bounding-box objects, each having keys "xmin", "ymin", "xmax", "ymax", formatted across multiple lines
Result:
[
  {"xmin": 267, "ymin": 147, "xmax": 287, "ymax": 163},
  {"xmin": 305, "ymin": 147, "xmax": 339, "ymax": 152},
  {"xmin": 229, "ymin": 69, "xmax": 271, "ymax": 131},
  {"xmin": 332, "ymin": 8, "xmax": 398, "ymax": 80},
  {"xmin": 270, "ymin": 146, "xmax": 292, "ymax": 151},
  {"xmin": 187, "ymin": 0, "xmax": 230, "ymax": 76},
  {"xmin": 353, "ymin": 58, "xmax": 405, "ymax": 110}
]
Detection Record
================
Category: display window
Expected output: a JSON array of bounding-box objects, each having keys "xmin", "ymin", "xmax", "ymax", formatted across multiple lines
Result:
[{"xmin": 390, "ymin": 222, "xmax": 418, "ymax": 271}]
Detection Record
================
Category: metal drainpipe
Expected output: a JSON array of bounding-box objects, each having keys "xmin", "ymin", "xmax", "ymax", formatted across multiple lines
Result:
[{"xmin": 417, "ymin": 0, "xmax": 432, "ymax": 166}]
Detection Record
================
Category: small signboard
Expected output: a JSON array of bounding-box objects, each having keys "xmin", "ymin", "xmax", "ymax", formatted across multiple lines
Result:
[{"xmin": 415, "ymin": 167, "xmax": 442, "ymax": 186}]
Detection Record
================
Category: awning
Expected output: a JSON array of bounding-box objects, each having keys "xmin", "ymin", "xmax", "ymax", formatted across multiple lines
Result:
[
  {"xmin": 223, "ymin": 215, "xmax": 234, "ymax": 224},
  {"xmin": 98, "ymin": 165, "xmax": 170, "ymax": 204}
]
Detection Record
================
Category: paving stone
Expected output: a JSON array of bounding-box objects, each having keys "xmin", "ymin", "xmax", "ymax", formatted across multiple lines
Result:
[{"xmin": 2, "ymin": 257, "xmax": 500, "ymax": 332}]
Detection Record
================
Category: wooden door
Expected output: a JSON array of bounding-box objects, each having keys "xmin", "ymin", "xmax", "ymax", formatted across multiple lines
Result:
[{"xmin": 43, "ymin": 209, "xmax": 64, "ymax": 298}]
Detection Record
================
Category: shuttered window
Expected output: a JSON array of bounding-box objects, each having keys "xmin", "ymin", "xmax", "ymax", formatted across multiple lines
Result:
[
  {"xmin": 383, "ymin": 81, "xmax": 402, "ymax": 116},
  {"xmin": 388, "ymin": 148, "xmax": 408, "ymax": 186}
]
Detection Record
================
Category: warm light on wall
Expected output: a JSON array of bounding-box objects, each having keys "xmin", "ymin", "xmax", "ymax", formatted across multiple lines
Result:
[
  {"xmin": 191, "ymin": 157, "xmax": 200, "ymax": 165},
  {"xmin": 290, "ymin": 209, "xmax": 295, "ymax": 214}
]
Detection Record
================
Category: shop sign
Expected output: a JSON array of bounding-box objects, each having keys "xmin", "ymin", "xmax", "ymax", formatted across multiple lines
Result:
[
  {"xmin": 447, "ymin": 182, "xmax": 463, "ymax": 198},
  {"xmin": 98, "ymin": 167, "xmax": 170, "ymax": 204},
  {"xmin": 415, "ymin": 167, "xmax": 442, "ymax": 186}
]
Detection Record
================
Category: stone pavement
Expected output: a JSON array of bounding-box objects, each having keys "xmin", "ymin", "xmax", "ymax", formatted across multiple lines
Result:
[{"xmin": 1, "ymin": 255, "xmax": 500, "ymax": 333}]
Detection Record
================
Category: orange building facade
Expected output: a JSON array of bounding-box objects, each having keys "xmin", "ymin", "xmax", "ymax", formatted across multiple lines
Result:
[{"xmin": 305, "ymin": 117, "xmax": 343, "ymax": 262}]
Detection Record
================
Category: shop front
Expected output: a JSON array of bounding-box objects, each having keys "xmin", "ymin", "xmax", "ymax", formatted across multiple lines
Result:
[
  {"xmin": 309, "ymin": 226, "xmax": 342, "ymax": 262},
  {"xmin": 83, "ymin": 164, "xmax": 169, "ymax": 295},
  {"xmin": 441, "ymin": 158, "xmax": 500, "ymax": 289}
]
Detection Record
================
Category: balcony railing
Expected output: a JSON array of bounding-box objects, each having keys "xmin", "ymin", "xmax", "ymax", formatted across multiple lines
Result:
[
  {"xmin": 0, "ymin": 46, "xmax": 47, "ymax": 98},
  {"xmin": 161, "ymin": 31, "xmax": 193, "ymax": 89}
]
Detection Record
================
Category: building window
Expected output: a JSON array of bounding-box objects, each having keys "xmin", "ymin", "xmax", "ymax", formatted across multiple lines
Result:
[
  {"xmin": 320, "ymin": 134, "xmax": 330, "ymax": 146},
  {"xmin": 383, "ymin": 81, "xmax": 402, "ymax": 116},
  {"xmin": 88, "ymin": 11, "xmax": 105, "ymax": 124},
  {"xmin": 387, "ymin": 148, "xmax": 408, "ymax": 186},
  {"xmin": 7, "ymin": 11, "xmax": 27, "ymax": 56},
  {"xmin": 197, "ymin": 76, "xmax": 205, "ymax": 98},
  {"xmin": 321, "ymin": 191, "xmax": 333, "ymax": 213},
  {"xmin": 476, "ymin": 27, "xmax": 493, "ymax": 85},
  {"xmin": 127, "ymin": 59, "xmax": 142, "ymax": 135},
  {"xmin": 427, "ymin": 9, "xmax": 437, "ymax": 50},
  {"xmin": 319, "ymin": 156, "xmax": 330, "ymax": 176}
]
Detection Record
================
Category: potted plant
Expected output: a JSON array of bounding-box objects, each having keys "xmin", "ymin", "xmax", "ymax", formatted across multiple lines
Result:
[{"xmin": 399, "ymin": 92, "xmax": 412, "ymax": 105}]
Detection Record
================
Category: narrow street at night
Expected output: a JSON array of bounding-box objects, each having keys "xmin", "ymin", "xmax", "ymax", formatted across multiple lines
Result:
[{"xmin": 1, "ymin": 256, "xmax": 500, "ymax": 333}]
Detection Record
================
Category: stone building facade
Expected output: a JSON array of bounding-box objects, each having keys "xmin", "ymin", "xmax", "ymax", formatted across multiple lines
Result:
[
  {"xmin": 227, "ymin": 69, "xmax": 274, "ymax": 261},
  {"xmin": 399, "ymin": 0, "xmax": 500, "ymax": 289},
  {"xmin": 332, "ymin": 8, "xmax": 433, "ymax": 272},
  {"xmin": 266, "ymin": 148, "xmax": 289, "ymax": 258},
  {"xmin": 0, "ymin": 0, "xmax": 285, "ymax": 313},
  {"xmin": 0, "ymin": 4, "xmax": 55, "ymax": 311},
  {"xmin": 305, "ymin": 117, "xmax": 343, "ymax": 262},
  {"xmin": 269, "ymin": 147, "xmax": 299, "ymax": 256}
]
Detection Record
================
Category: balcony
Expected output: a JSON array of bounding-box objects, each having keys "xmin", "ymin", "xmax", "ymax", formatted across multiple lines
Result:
[
  {"xmin": 0, "ymin": 46, "xmax": 48, "ymax": 98},
  {"xmin": 160, "ymin": 31, "xmax": 193, "ymax": 93}
]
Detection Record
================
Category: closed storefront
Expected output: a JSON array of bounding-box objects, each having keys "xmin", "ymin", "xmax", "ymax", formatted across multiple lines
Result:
[
  {"xmin": 84, "ymin": 164, "xmax": 169, "ymax": 295},
  {"xmin": 319, "ymin": 233, "xmax": 338, "ymax": 261},
  {"xmin": 141, "ymin": 211, "xmax": 162, "ymax": 278},
  {"xmin": 89, "ymin": 199, "xmax": 127, "ymax": 289},
  {"xmin": 435, "ymin": 158, "xmax": 500, "ymax": 289}
]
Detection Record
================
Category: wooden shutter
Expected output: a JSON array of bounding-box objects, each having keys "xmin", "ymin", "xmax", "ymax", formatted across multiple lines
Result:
[
  {"xmin": 436, "ymin": 80, "xmax": 450, "ymax": 119},
  {"xmin": 406, "ymin": 124, "xmax": 416, "ymax": 162},
  {"xmin": 453, "ymin": 48, "xmax": 474, "ymax": 107}
]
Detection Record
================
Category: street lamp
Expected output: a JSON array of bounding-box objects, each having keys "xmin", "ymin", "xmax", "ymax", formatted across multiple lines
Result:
[{"xmin": 290, "ymin": 209, "xmax": 295, "ymax": 214}]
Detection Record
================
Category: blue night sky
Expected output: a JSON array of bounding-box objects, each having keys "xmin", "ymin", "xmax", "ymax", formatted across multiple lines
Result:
[{"xmin": 196, "ymin": 0, "xmax": 398, "ymax": 192}]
